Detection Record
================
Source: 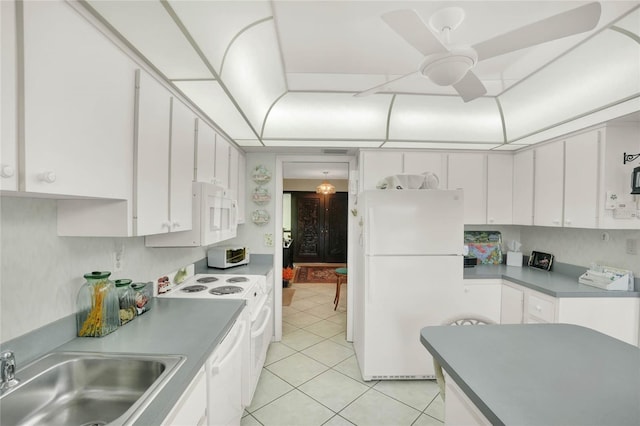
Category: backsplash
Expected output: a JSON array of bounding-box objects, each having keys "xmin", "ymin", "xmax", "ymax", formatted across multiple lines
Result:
[
  {"xmin": 0, "ymin": 197, "xmax": 206, "ymax": 342},
  {"xmin": 520, "ymin": 227, "xmax": 640, "ymax": 276}
]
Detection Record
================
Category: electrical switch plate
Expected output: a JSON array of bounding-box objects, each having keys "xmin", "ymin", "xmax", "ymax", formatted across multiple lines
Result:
[
  {"xmin": 626, "ymin": 239, "xmax": 638, "ymax": 255},
  {"xmin": 264, "ymin": 233, "xmax": 274, "ymax": 247},
  {"xmin": 613, "ymin": 207, "xmax": 637, "ymax": 219},
  {"xmin": 605, "ymin": 191, "xmax": 617, "ymax": 210}
]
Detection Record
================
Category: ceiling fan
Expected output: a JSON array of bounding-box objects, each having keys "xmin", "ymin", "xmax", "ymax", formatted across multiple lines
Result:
[{"xmin": 356, "ymin": 2, "xmax": 601, "ymax": 102}]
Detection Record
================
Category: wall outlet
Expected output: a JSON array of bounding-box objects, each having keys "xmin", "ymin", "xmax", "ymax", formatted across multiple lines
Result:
[
  {"xmin": 112, "ymin": 245, "xmax": 125, "ymax": 272},
  {"xmin": 264, "ymin": 233, "xmax": 274, "ymax": 247},
  {"xmin": 626, "ymin": 239, "xmax": 638, "ymax": 255}
]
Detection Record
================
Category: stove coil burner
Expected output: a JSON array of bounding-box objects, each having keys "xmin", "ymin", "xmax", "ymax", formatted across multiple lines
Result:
[
  {"xmin": 181, "ymin": 285, "xmax": 208, "ymax": 293},
  {"xmin": 209, "ymin": 285, "xmax": 244, "ymax": 295},
  {"xmin": 226, "ymin": 276, "xmax": 249, "ymax": 283},
  {"xmin": 196, "ymin": 276, "xmax": 219, "ymax": 284}
]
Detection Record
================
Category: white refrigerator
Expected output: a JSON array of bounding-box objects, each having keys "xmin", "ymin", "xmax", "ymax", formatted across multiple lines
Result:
[{"xmin": 353, "ymin": 189, "xmax": 464, "ymax": 380}]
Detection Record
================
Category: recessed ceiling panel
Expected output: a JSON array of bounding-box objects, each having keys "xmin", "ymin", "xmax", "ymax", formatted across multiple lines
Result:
[
  {"xmin": 168, "ymin": 0, "xmax": 273, "ymax": 73},
  {"xmin": 390, "ymin": 96, "xmax": 504, "ymax": 142},
  {"xmin": 263, "ymin": 139, "xmax": 382, "ymax": 148},
  {"xmin": 87, "ymin": 0, "xmax": 211, "ymax": 79},
  {"xmin": 263, "ymin": 93, "xmax": 392, "ymax": 140},
  {"xmin": 500, "ymin": 28, "xmax": 640, "ymax": 142},
  {"xmin": 384, "ymin": 141, "xmax": 501, "ymax": 150},
  {"xmin": 284, "ymin": 162, "xmax": 349, "ymax": 179},
  {"xmin": 221, "ymin": 21, "xmax": 287, "ymax": 133},
  {"xmin": 174, "ymin": 81, "xmax": 258, "ymax": 140}
]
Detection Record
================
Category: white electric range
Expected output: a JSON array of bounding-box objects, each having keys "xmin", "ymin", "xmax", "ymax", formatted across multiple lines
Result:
[{"xmin": 158, "ymin": 272, "xmax": 273, "ymax": 408}]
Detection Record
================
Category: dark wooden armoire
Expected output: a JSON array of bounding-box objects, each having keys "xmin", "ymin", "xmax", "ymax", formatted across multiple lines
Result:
[{"xmin": 291, "ymin": 192, "xmax": 348, "ymax": 263}]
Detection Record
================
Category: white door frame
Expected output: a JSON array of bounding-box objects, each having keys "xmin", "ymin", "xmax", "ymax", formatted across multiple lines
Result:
[{"xmin": 273, "ymin": 154, "xmax": 357, "ymax": 342}]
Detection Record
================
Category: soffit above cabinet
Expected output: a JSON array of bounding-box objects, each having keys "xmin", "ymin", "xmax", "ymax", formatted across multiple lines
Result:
[{"xmin": 79, "ymin": 1, "xmax": 640, "ymax": 151}]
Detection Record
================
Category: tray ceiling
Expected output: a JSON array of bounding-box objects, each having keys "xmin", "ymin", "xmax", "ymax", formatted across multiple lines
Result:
[{"xmin": 84, "ymin": 0, "xmax": 640, "ymax": 151}]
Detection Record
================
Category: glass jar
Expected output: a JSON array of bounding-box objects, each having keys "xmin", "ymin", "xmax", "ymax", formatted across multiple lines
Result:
[
  {"xmin": 76, "ymin": 271, "xmax": 120, "ymax": 337},
  {"xmin": 131, "ymin": 282, "xmax": 152, "ymax": 315},
  {"xmin": 114, "ymin": 279, "xmax": 136, "ymax": 325}
]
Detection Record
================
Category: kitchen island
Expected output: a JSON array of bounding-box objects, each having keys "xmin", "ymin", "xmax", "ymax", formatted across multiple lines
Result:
[{"xmin": 420, "ymin": 323, "xmax": 640, "ymax": 426}]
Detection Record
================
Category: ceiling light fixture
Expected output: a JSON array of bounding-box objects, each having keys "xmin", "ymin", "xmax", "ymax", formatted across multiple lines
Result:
[{"xmin": 316, "ymin": 171, "xmax": 336, "ymax": 195}]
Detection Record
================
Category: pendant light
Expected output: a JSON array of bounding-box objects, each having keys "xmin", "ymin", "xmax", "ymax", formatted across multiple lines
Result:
[{"xmin": 316, "ymin": 171, "xmax": 336, "ymax": 195}]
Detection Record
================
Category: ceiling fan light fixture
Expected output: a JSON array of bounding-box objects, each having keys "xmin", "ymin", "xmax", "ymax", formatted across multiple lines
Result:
[
  {"xmin": 420, "ymin": 48, "xmax": 477, "ymax": 86},
  {"xmin": 316, "ymin": 171, "xmax": 336, "ymax": 195}
]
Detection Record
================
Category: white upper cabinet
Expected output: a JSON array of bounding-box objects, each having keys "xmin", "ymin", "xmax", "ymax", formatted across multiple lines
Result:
[
  {"xmin": 195, "ymin": 119, "xmax": 216, "ymax": 183},
  {"xmin": 135, "ymin": 71, "xmax": 172, "ymax": 236},
  {"xmin": 403, "ymin": 152, "xmax": 447, "ymax": 188},
  {"xmin": 447, "ymin": 153, "xmax": 487, "ymax": 225},
  {"xmin": 359, "ymin": 151, "xmax": 403, "ymax": 191},
  {"xmin": 237, "ymin": 152, "xmax": 246, "ymax": 224},
  {"xmin": 487, "ymin": 154, "xmax": 513, "ymax": 225},
  {"xmin": 214, "ymin": 135, "xmax": 230, "ymax": 189},
  {"xmin": 229, "ymin": 146, "xmax": 240, "ymax": 198},
  {"xmin": 564, "ymin": 131, "xmax": 600, "ymax": 228},
  {"xmin": 169, "ymin": 98, "xmax": 196, "ymax": 232},
  {"xmin": 1, "ymin": 0, "xmax": 18, "ymax": 191},
  {"xmin": 533, "ymin": 141, "xmax": 564, "ymax": 227},
  {"xmin": 22, "ymin": 0, "xmax": 135, "ymax": 198},
  {"xmin": 512, "ymin": 150, "xmax": 535, "ymax": 225}
]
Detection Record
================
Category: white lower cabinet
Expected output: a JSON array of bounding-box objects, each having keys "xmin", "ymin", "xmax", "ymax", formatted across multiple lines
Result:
[
  {"xmin": 453, "ymin": 280, "xmax": 502, "ymax": 324},
  {"xmin": 163, "ymin": 367, "xmax": 207, "ymax": 426},
  {"xmin": 445, "ymin": 378, "xmax": 491, "ymax": 426},
  {"xmin": 499, "ymin": 280, "xmax": 639, "ymax": 345}
]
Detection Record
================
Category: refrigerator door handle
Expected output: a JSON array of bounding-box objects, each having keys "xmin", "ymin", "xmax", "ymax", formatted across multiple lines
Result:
[
  {"xmin": 366, "ymin": 256, "xmax": 373, "ymax": 303},
  {"xmin": 366, "ymin": 208, "xmax": 374, "ymax": 255}
]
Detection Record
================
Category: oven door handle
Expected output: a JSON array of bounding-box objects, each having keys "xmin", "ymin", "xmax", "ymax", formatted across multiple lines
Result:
[
  {"xmin": 251, "ymin": 305, "xmax": 272, "ymax": 339},
  {"xmin": 210, "ymin": 320, "xmax": 247, "ymax": 375}
]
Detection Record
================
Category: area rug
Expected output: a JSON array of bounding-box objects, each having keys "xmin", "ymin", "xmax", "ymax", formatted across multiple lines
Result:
[{"xmin": 293, "ymin": 265, "xmax": 346, "ymax": 284}]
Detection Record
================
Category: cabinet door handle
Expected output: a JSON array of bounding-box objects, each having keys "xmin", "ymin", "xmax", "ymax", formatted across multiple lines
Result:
[
  {"xmin": 565, "ymin": 219, "xmax": 572, "ymax": 225},
  {"xmin": 1, "ymin": 165, "xmax": 15, "ymax": 178},
  {"xmin": 535, "ymin": 305, "xmax": 542, "ymax": 311},
  {"xmin": 172, "ymin": 221, "xmax": 181, "ymax": 229},
  {"xmin": 162, "ymin": 221, "xmax": 171, "ymax": 229},
  {"xmin": 38, "ymin": 171, "xmax": 56, "ymax": 183},
  {"xmin": 464, "ymin": 288, "xmax": 470, "ymax": 293}
]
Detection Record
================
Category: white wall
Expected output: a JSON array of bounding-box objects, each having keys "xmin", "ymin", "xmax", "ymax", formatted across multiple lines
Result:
[
  {"xmin": 520, "ymin": 227, "xmax": 640, "ymax": 276},
  {"xmin": 233, "ymin": 153, "xmax": 277, "ymax": 255},
  {"xmin": 0, "ymin": 196, "xmax": 206, "ymax": 342}
]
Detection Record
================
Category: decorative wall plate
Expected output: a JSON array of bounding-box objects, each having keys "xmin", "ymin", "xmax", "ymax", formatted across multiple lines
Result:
[
  {"xmin": 252, "ymin": 209, "xmax": 270, "ymax": 225},
  {"xmin": 252, "ymin": 186, "xmax": 271, "ymax": 205},
  {"xmin": 252, "ymin": 165, "xmax": 271, "ymax": 184}
]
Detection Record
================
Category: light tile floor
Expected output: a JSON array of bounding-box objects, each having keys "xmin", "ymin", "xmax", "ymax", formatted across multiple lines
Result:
[{"xmin": 242, "ymin": 283, "xmax": 444, "ymax": 426}]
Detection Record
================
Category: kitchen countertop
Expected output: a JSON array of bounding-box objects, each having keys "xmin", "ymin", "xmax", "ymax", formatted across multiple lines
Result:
[
  {"xmin": 37, "ymin": 298, "xmax": 244, "ymax": 425},
  {"xmin": 464, "ymin": 264, "xmax": 640, "ymax": 298},
  {"xmin": 420, "ymin": 323, "xmax": 640, "ymax": 426}
]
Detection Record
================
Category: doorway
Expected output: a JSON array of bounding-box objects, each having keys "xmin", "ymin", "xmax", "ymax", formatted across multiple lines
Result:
[{"xmin": 274, "ymin": 156, "xmax": 356, "ymax": 343}]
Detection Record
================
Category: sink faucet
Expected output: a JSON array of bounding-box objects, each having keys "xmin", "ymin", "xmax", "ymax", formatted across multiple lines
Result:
[{"xmin": 0, "ymin": 350, "xmax": 19, "ymax": 391}]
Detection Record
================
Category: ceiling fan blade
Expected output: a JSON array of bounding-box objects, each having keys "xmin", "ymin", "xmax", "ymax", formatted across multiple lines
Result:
[
  {"xmin": 473, "ymin": 2, "xmax": 601, "ymax": 61},
  {"xmin": 382, "ymin": 9, "xmax": 449, "ymax": 56},
  {"xmin": 452, "ymin": 71, "xmax": 487, "ymax": 102},
  {"xmin": 354, "ymin": 71, "xmax": 419, "ymax": 97}
]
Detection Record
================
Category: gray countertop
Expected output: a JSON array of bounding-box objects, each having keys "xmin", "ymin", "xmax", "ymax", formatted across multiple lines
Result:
[
  {"xmin": 464, "ymin": 264, "xmax": 640, "ymax": 298},
  {"xmin": 48, "ymin": 298, "xmax": 244, "ymax": 425},
  {"xmin": 421, "ymin": 323, "xmax": 640, "ymax": 426}
]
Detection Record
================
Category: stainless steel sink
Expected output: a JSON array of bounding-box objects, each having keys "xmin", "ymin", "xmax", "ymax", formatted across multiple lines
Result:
[{"xmin": 0, "ymin": 352, "xmax": 184, "ymax": 426}]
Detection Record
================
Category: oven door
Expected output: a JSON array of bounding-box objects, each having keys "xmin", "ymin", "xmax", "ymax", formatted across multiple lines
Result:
[{"xmin": 245, "ymin": 299, "xmax": 273, "ymax": 406}]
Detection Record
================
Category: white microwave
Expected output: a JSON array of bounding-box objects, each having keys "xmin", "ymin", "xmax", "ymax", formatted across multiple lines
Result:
[{"xmin": 146, "ymin": 182, "xmax": 237, "ymax": 247}]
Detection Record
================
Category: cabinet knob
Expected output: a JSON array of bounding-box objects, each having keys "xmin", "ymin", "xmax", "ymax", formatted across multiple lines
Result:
[
  {"xmin": 488, "ymin": 218, "xmax": 494, "ymax": 223},
  {"xmin": 565, "ymin": 220, "xmax": 572, "ymax": 225},
  {"xmin": 38, "ymin": 171, "xmax": 56, "ymax": 183},
  {"xmin": 464, "ymin": 288, "xmax": 470, "ymax": 293},
  {"xmin": 162, "ymin": 221, "xmax": 171, "ymax": 229},
  {"xmin": 1, "ymin": 165, "xmax": 15, "ymax": 178},
  {"xmin": 535, "ymin": 305, "xmax": 542, "ymax": 311},
  {"xmin": 172, "ymin": 222, "xmax": 180, "ymax": 229}
]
